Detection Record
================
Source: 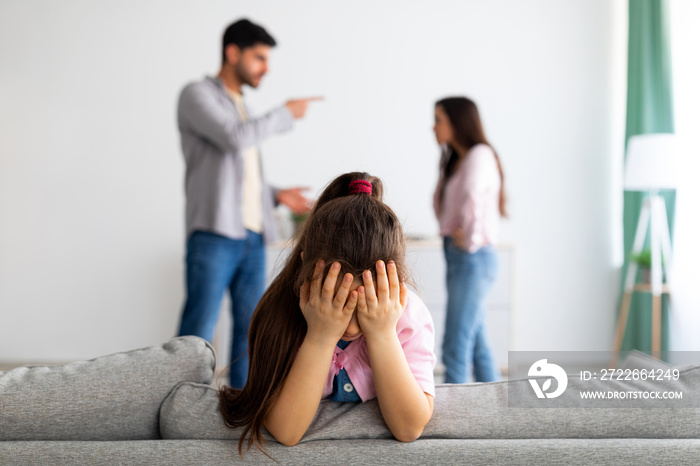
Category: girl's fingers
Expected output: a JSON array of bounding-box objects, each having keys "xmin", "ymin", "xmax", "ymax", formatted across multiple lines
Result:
[
  {"xmin": 321, "ymin": 261, "xmax": 341, "ymax": 301},
  {"xmin": 343, "ymin": 290, "xmax": 359, "ymax": 314},
  {"xmin": 362, "ymin": 270, "xmax": 377, "ymax": 306},
  {"xmin": 309, "ymin": 259, "xmax": 325, "ymax": 298},
  {"xmin": 356, "ymin": 286, "xmax": 368, "ymax": 314},
  {"xmin": 387, "ymin": 260, "xmax": 400, "ymax": 302},
  {"xmin": 375, "ymin": 260, "xmax": 389, "ymax": 301},
  {"xmin": 399, "ymin": 282, "xmax": 408, "ymax": 310},
  {"xmin": 333, "ymin": 273, "xmax": 354, "ymax": 308},
  {"xmin": 299, "ymin": 281, "xmax": 310, "ymax": 308}
]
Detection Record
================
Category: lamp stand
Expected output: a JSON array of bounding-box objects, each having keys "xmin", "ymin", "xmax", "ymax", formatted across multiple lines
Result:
[{"xmin": 612, "ymin": 192, "xmax": 673, "ymax": 366}]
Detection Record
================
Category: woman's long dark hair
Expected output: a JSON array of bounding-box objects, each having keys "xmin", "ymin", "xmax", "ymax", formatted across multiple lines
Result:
[
  {"xmin": 219, "ymin": 172, "xmax": 412, "ymax": 455},
  {"xmin": 436, "ymin": 97, "xmax": 507, "ymax": 217}
]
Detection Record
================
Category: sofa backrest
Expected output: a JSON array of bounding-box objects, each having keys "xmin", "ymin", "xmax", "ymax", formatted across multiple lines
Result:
[{"xmin": 0, "ymin": 336, "xmax": 215, "ymax": 441}]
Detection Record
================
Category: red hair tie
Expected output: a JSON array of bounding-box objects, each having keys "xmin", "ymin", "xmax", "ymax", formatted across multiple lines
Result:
[{"xmin": 349, "ymin": 180, "xmax": 372, "ymax": 195}]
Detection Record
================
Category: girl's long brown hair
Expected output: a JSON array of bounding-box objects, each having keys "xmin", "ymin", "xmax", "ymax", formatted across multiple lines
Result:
[
  {"xmin": 436, "ymin": 97, "xmax": 507, "ymax": 217},
  {"xmin": 219, "ymin": 172, "xmax": 412, "ymax": 455}
]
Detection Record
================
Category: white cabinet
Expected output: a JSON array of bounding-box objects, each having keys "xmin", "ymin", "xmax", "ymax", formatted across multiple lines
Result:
[{"xmin": 405, "ymin": 241, "xmax": 514, "ymax": 375}]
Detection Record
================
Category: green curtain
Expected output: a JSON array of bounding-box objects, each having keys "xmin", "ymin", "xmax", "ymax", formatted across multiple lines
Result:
[{"xmin": 620, "ymin": 0, "xmax": 675, "ymax": 352}]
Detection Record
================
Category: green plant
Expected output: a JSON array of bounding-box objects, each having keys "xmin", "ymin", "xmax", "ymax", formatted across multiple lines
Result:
[
  {"xmin": 290, "ymin": 212, "xmax": 309, "ymax": 232},
  {"xmin": 631, "ymin": 249, "xmax": 652, "ymax": 268},
  {"xmin": 630, "ymin": 248, "xmax": 664, "ymax": 269}
]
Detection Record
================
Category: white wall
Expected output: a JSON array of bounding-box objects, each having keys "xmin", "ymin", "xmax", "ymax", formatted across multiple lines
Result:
[
  {"xmin": 0, "ymin": 0, "xmax": 627, "ymax": 362},
  {"xmin": 669, "ymin": 0, "xmax": 700, "ymax": 352}
]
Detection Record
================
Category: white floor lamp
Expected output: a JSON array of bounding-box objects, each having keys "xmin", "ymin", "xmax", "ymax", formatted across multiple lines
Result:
[{"xmin": 613, "ymin": 133, "xmax": 677, "ymax": 361}]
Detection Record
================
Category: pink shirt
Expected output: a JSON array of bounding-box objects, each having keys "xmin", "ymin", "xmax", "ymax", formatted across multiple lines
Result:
[
  {"xmin": 433, "ymin": 143, "xmax": 501, "ymax": 253},
  {"xmin": 322, "ymin": 290, "xmax": 436, "ymax": 401}
]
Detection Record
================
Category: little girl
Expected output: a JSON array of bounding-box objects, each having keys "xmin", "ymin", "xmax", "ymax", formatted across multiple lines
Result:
[{"xmin": 219, "ymin": 172, "xmax": 436, "ymax": 453}]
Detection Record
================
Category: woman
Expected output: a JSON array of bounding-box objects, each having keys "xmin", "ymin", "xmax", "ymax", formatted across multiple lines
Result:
[{"xmin": 432, "ymin": 97, "xmax": 506, "ymax": 383}]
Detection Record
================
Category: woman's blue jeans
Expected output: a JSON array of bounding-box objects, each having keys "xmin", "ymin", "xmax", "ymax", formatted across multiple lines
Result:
[
  {"xmin": 442, "ymin": 238, "xmax": 500, "ymax": 383},
  {"xmin": 178, "ymin": 230, "xmax": 266, "ymax": 389}
]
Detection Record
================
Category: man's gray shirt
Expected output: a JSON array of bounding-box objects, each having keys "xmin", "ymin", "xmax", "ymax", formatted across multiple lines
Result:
[{"xmin": 177, "ymin": 76, "xmax": 294, "ymax": 243}]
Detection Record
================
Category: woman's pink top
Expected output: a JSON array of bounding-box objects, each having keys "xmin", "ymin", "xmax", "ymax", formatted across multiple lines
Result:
[
  {"xmin": 322, "ymin": 290, "xmax": 436, "ymax": 401},
  {"xmin": 433, "ymin": 143, "xmax": 501, "ymax": 253}
]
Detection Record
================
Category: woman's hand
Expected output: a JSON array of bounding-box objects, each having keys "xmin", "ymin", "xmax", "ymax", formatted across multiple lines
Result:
[
  {"xmin": 356, "ymin": 260, "xmax": 407, "ymax": 342},
  {"xmin": 299, "ymin": 260, "xmax": 358, "ymax": 347},
  {"xmin": 452, "ymin": 227, "xmax": 468, "ymax": 250}
]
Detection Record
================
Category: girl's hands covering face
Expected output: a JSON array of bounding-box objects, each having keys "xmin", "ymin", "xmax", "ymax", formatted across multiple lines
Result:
[
  {"xmin": 299, "ymin": 260, "xmax": 358, "ymax": 347},
  {"xmin": 356, "ymin": 260, "xmax": 407, "ymax": 341}
]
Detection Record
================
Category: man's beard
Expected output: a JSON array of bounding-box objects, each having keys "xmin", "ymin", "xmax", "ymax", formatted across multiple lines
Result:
[{"xmin": 234, "ymin": 63, "xmax": 261, "ymax": 88}]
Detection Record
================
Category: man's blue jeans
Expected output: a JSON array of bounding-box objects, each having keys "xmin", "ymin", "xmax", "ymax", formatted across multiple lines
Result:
[
  {"xmin": 442, "ymin": 237, "xmax": 500, "ymax": 383},
  {"xmin": 178, "ymin": 230, "xmax": 265, "ymax": 389}
]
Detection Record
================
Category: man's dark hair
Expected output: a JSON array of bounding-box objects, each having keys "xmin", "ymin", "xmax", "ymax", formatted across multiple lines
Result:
[{"xmin": 222, "ymin": 19, "xmax": 276, "ymax": 65}]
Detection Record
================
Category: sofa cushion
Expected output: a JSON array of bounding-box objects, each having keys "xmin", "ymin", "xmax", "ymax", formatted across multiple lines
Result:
[
  {"xmin": 0, "ymin": 336, "xmax": 215, "ymax": 441},
  {"xmin": 160, "ymin": 361, "xmax": 700, "ymax": 442}
]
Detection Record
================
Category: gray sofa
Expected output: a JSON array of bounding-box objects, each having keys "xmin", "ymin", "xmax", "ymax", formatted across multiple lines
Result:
[{"xmin": 2, "ymin": 336, "xmax": 699, "ymax": 465}]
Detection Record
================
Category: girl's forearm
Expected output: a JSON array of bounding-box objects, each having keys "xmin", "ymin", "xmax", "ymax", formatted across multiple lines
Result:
[
  {"xmin": 365, "ymin": 333, "xmax": 434, "ymax": 442},
  {"xmin": 263, "ymin": 336, "xmax": 335, "ymax": 446}
]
